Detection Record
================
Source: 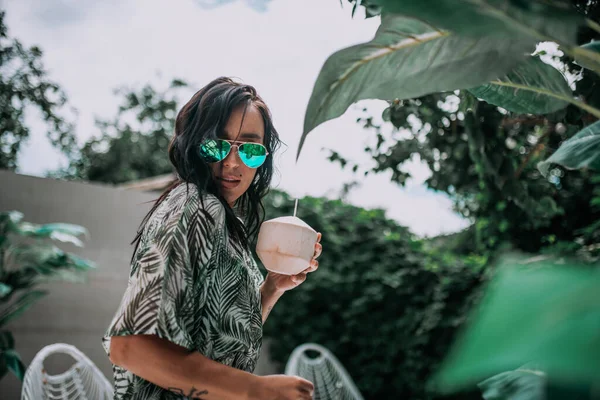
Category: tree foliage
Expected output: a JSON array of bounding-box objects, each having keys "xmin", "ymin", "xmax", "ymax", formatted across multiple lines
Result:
[
  {"xmin": 335, "ymin": 92, "xmax": 600, "ymax": 257},
  {"xmin": 327, "ymin": 0, "xmax": 600, "ymax": 259},
  {"xmin": 58, "ymin": 79, "xmax": 187, "ymax": 183},
  {"xmin": 0, "ymin": 11, "xmax": 76, "ymax": 170}
]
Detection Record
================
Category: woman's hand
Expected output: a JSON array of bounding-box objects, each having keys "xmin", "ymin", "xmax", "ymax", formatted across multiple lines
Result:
[
  {"xmin": 265, "ymin": 232, "xmax": 322, "ymax": 293},
  {"xmin": 250, "ymin": 375, "xmax": 314, "ymax": 400}
]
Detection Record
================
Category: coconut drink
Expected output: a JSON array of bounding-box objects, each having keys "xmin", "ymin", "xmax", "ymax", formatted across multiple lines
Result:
[{"xmin": 256, "ymin": 211, "xmax": 318, "ymax": 275}]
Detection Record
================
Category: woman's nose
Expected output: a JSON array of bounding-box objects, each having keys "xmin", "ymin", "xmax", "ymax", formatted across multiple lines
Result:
[{"xmin": 223, "ymin": 145, "xmax": 241, "ymax": 167}]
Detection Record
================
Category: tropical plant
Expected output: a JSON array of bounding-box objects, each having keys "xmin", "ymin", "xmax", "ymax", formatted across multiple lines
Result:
[
  {"xmin": 325, "ymin": 0, "xmax": 600, "ymax": 259},
  {"xmin": 0, "ymin": 211, "xmax": 94, "ymax": 381},
  {"xmin": 299, "ymin": 0, "xmax": 600, "ymax": 178}
]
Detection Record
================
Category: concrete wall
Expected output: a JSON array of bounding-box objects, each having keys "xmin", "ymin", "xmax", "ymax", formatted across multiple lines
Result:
[{"xmin": 0, "ymin": 170, "xmax": 280, "ymax": 399}]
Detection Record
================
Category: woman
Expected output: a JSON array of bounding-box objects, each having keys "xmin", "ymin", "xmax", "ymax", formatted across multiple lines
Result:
[{"xmin": 103, "ymin": 77, "xmax": 322, "ymax": 400}]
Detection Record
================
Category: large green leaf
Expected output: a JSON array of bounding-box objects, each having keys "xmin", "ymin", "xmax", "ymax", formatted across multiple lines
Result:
[
  {"xmin": 573, "ymin": 41, "xmax": 600, "ymax": 74},
  {"xmin": 468, "ymin": 57, "xmax": 572, "ymax": 115},
  {"xmin": 299, "ymin": 14, "xmax": 533, "ymax": 158},
  {"xmin": 538, "ymin": 120, "xmax": 600, "ymax": 177},
  {"xmin": 0, "ymin": 290, "xmax": 46, "ymax": 328},
  {"xmin": 431, "ymin": 262, "xmax": 600, "ymax": 394},
  {"xmin": 372, "ymin": 0, "xmax": 583, "ymax": 46}
]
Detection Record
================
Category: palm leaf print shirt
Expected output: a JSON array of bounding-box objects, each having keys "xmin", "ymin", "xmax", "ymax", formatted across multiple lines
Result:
[{"xmin": 103, "ymin": 183, "xmax": 264, "ymax": 399}]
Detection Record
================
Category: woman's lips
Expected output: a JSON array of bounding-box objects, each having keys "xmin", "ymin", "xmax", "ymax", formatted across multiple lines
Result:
[{"xmin": 218, "ymin": 177, "xmax": 241, "ymax": 189}]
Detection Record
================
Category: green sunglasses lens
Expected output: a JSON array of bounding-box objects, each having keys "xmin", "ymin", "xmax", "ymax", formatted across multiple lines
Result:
[
  {"xmin": 239, "ymin": 143, "xmax": 267, "ymax": 168},
  {"xmin": 199, "ymin": 139, "xmax": 230, "ymax": 162}
]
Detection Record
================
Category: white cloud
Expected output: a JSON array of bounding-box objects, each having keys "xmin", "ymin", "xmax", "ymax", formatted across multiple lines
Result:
[{"xmin": 5, "ymin": 0, "xmax": 468, "ymax": 236}]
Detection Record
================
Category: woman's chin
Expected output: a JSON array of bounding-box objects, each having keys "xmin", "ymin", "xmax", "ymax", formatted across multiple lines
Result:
[{"xmin": 221, "ymin": 191, "xmax": 241, "ymax": 208}]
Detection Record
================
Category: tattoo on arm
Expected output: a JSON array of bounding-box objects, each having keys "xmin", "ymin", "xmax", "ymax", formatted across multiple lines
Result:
[
  {"xmin": 264, "ymin": 305, "xmax": 273, "ymax": 321},
  {"xmin": 168, "ymin": 386, "xmax": 208, "ymax": 399}
]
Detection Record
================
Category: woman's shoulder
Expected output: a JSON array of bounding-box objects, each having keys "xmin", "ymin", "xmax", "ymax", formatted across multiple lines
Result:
[
  {"xmin": 166, "ymin": 182, "xmax": 225, "ymax": 222},
  {"xmin": 139, "ymin": 183, "xmax": 225, "ymax": 249}
]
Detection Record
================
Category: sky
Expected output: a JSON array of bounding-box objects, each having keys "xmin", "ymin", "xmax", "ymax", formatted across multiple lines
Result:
[{"xmin": 2, "ymin": 0, "xmax": 470, "ymax": 237}]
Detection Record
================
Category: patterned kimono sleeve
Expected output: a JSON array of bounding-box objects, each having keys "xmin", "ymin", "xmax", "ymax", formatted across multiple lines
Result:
[{"xmin": 103, "ymin": 194, "xmax": 226, "ymax": 353}]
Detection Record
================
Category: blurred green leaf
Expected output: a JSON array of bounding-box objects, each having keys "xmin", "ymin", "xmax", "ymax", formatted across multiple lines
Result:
[
  {"xmin": 0, "ymin": 353, "xmax": 7, "ymax": 382},
  {"xmin": 40, "ymin": 222, "xmax": 87, "ymax": 235},
  {"xmin": 372, "ymin": 0, "xmax": 583, "ymax": 45},
  {"xmin": 431, "ymin": 262, "xmax": 600, "ymax": 394},
  {"xmin": 17, "ymin": 222, "xmax": 88, "ymax": 245},
  {"xmin": 48, "ymin": 231, "xmax": 84, "ymax": 247},
  {"xmin": 0, "ymin": 284, "xmax": 12, "ymax": 299},
  {"xmin": 0, "ymin": 290, "xmax": 46, "ymax": 328},
  {"xmin": 478, "ymin": 368, "xmax": 546, "ymax": 400},
  {"xmin": 39, "ymin": 268, "xmax": 89, "ymax": 284},
  {"xmin": 469, "ymin": 57, "xmax": 572, "ymax": 115},
  {"xmin": 0, "ymin": 211, "xmax": 23, "ymax": 239},
  {"xmin": 299, "ymin": 14, "xmax": 533, "ymax": 158},
  {"xmin": 11, "ymin": 245, "xmax": 65, "ymax": 271},
  {"xmin": 538, "ymin": 121, "xmax": 600, "ymax": 176},
  {"xmin": 67, "ymin": 254, "xmax": 96, "ymax": 271},
  {"xmin": 2, "ymin": 350, "xmax": 25, "ymax": 381},
  {"xmin": 170, "ymin": 78, "xmax": 188, "ymax": 88},
  {"xmin": 0, "ymin": 331, "xmax": 15, "ymax": 351},
  {"xmin": 6, "ymin": 246, "xmax": 95, "ymax": 282},
  {"xmin": 4, "ymin": 211, "xmax": 23, "ymax": 226}
]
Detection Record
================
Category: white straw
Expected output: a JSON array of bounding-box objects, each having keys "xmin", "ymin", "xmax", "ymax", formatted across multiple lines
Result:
[{"xmin": 293, "ymin": 198, "xmax": 299, "ymax": 217}]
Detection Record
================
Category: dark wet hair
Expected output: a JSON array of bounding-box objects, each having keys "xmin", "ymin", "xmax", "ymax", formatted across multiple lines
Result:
[{"xmin": 132, "ymin": 77, "xmax": 282, "ymax": 255}]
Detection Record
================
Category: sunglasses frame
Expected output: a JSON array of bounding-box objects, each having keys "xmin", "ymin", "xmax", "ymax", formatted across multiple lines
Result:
[{"xmin": 199, "ymin": 138, "xmax": 270, "ymax": 169}]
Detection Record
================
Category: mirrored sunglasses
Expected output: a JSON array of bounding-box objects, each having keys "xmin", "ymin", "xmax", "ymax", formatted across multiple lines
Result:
[{"xmin": 198, "ymin": 139, "xmax": 269, "ymax": 169}]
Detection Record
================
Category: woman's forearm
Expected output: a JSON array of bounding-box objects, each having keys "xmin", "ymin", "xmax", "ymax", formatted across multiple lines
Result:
[
  {"xmin": 110, "ymin": 335, "xmax": 259, "ymax": 400},
  {"xmin": 260, "ymin": 280, "xmax": 284, "ymax": 324}
]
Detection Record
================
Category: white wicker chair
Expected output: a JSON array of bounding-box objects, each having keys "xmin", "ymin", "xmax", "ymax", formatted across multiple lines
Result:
[
  {"xmin": 21, "ymin": 343, "xmax": 112, "ymax": 400},
  {"xmin": 285, "ymin": 343, "xmax": 364, "ymax": 400}
]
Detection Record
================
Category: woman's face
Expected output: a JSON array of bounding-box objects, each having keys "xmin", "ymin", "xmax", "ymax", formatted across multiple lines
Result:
[{"xmin": 210, "ymin": 103, "xmax": 266, "ymax": 207}]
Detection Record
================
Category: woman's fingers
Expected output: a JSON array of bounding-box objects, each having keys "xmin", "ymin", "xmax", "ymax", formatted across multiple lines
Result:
[
  {"xmin": 296, "ymin": 377, "xmax": 314, "ymax": 400},
  {"xmin": 292, "ymin": 272, "xmax": 307, "ymax": 284},
  {"xmin": 313, "ymin": 243, "xmax": 322, "ymax": 259},
  {"xmin": 305, "ymin": 260, "xmax": 319, "ymax": 273},
  {"xmin": 299, "ymin": 233, "xmax": 322, "ymax": 277}
]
